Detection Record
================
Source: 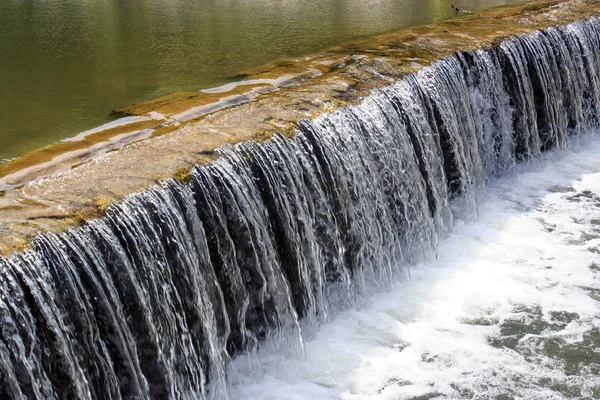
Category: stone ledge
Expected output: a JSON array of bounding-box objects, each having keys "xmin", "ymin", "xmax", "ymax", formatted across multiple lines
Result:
[{"xmin": 0, "ymin": 0, "xmax": 599, "ymax": 255}]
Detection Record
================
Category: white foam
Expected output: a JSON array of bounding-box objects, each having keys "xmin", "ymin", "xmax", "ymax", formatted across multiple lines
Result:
[{"xmin": 227, "ymin": 136, "xmax": 600, "ymax": 399}]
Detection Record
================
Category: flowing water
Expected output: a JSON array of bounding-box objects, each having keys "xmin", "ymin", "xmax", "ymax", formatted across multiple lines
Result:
[
  {"xmin": 0, "ymin": 0, "xmax": 525, "ymax": 161},
  {"xmin": 228, "ymin": 138, "xmax": 600, "ymax": 399},
  {"xmin": 0, "ymin": 14, "xmax": 599, "ymax": 400}
]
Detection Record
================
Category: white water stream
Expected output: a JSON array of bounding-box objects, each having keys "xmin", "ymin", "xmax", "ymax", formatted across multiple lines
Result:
[
  {"xmin": 4, "ymin": 18, "xmax": 600, "ymax": 398},
  {"xmin": 230, "ymin": 137, "xmax": 600, "ymax": 400}
]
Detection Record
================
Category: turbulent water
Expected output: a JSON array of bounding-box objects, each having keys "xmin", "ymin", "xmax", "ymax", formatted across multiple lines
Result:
[
  {"xmin": 1, "ymin": 16, "xmax": 599, "ymax": 400},
  {"xmin": 229, "ymin": 137, "xmax": 600, "ymax": 399}
]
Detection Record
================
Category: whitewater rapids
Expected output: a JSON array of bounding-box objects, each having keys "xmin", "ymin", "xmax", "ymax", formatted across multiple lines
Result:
[{"xmin": 229, "ymin": 137, "xmax": 600, "ymax": 400}]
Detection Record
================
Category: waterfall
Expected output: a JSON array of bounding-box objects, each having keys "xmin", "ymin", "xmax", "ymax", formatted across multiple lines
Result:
[{"xmin": 1, "ymin": 17, "xmax": 599, "ymax": 400}]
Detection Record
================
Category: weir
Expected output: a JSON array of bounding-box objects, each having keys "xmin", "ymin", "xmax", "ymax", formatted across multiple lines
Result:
[{"xmin": 1, "ymin": 4, "xmax": 600, "ymax": 400}]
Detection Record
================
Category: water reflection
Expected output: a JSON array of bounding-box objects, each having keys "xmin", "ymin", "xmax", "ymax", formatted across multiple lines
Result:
[{"xmin": 0, "ymin": 0, "xmax": 524, "ymax": 160}]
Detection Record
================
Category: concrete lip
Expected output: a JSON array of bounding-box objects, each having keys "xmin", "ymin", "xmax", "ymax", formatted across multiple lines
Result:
[{"xmin": 0, "ymin": 0, "xmax": 599, "ymax": 255}]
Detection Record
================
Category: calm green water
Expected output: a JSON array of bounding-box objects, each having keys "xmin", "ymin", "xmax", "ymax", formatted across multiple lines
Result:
[{"xmin": 0, "ymin": 0, "xmax": 524, "ymax": 161}]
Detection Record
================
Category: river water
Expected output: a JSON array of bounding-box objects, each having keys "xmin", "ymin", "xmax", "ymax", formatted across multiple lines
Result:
[
  {"xmin": 0, "ymin": 0, "xmax": 524, "ymax": 161},
  {"xmin": 228, "ymin": 137, "xmax": 600, "ymax": 399},
  {"xmin": 1, "ymin": 10, "xmax": 598, "ymax": 399}
]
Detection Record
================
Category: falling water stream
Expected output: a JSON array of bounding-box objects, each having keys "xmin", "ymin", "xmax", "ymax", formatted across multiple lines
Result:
[
  {"xmin": 228, "ymin": 137, "xmax": 600, "ymax": 399},
  {"xmin": 0, "ymin": 16, "xmax": 599, "ymax": 400}
]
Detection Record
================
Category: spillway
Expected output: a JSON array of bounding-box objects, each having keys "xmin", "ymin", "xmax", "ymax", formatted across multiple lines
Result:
[{"xmin": 1, "ymin": 15, "xmax": 599, "ymax": 400}]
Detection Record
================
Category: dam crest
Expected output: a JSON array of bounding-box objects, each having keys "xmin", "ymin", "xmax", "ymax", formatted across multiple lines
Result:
[{"xmin": 1, "ymin": 4, "xmax": 600, "ymax": 399}]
